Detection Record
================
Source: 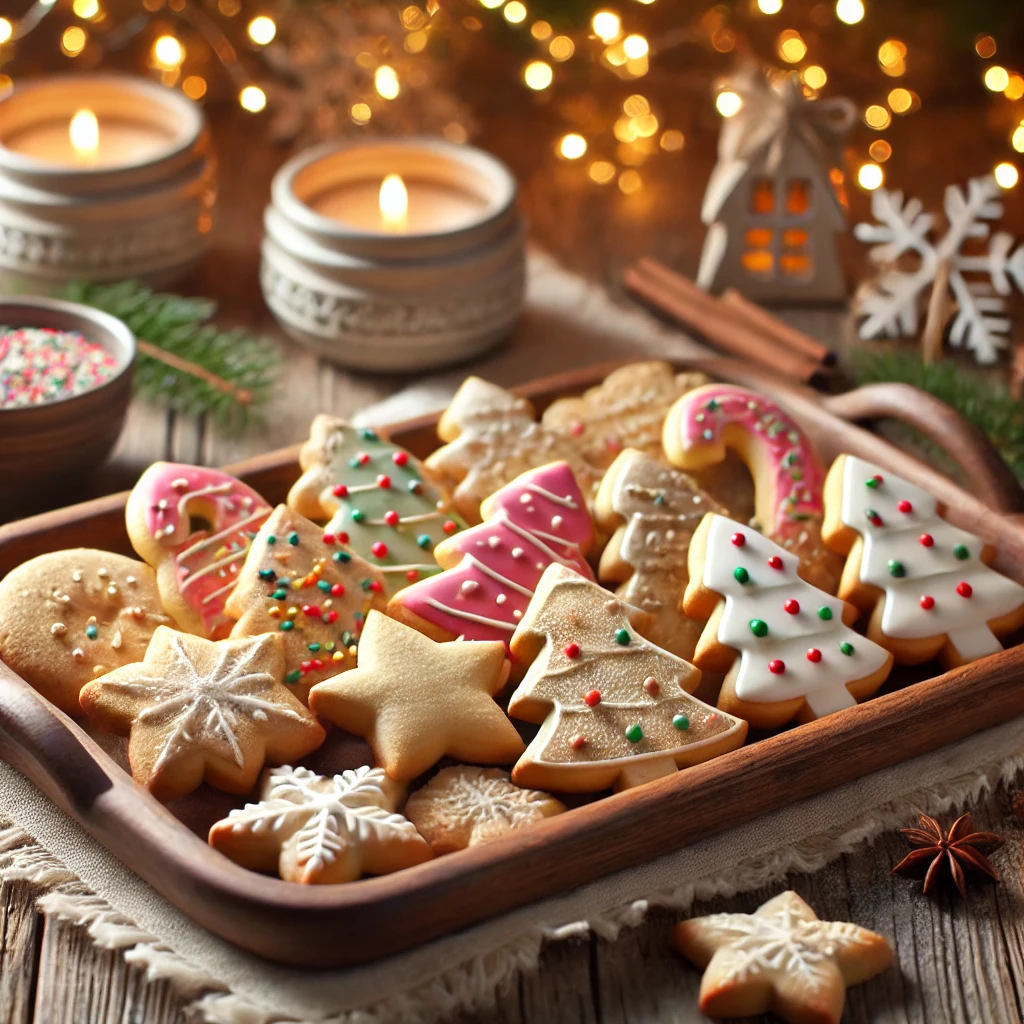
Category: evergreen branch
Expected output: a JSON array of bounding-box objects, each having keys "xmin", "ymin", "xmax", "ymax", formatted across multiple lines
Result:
[
  {"xmin": 61, "ymin": 280, "xmax": 279, "ymax": 432},
  {"xmin": 852, "ymin": 348, "xmax": 1024, "ymax": 480}
]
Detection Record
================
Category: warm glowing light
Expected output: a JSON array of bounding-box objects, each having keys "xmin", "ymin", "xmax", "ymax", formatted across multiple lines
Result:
[
  {"xmin": 758, "ymin": 0, "xmax": 782, "ymax": 13},
  {"xmin": 604, "ymin": 44, "xmax": 627, "ymax": 66},
  {"xmin": 985, "ymin": 65, "xmax": 1010, "ymax": 92},
  {"xmin": 239, "ymin": 85, "xmax": 267, "ymax": 112},
  {"xmin": 0, "ymin": 75, "xmax": 12, "ymax": 97},
  {"xmin": 625, "ymin": 55, "xmax": 648, "ymax": 77},
  {"xmin": 375, "ymin": 65, "xmax": 400, "ymax": 99},
  {"xmin": 778, "ymin": 30, "xmax": 807, "ymax": 63},
  {"xmin": 479, "ymin": 0, "xmax": 503, "ymax": 8},
  {"xmin": 549, "ymin": 36, "xmax": 574, "ymax": 60},
  {"xmin": 218, "ymin": 0, "xmax": 241, "ymax": 14},
  {"xmin": 69, "ymin": 109, "xmax": 99, "ymax": 159},
  {"xmin": 380, "ymin": 173, "xmax": 409, "ymax": 231},
  {"xmin": 835, "ymin": 0, "xmax": 864, "ymax": 25},
  {"xmin": 877, "ymin": 39, "xmax": 906, "ymax": 68},
  {"xmin": 887, "ymin": 87, "xmax": 912, "ymax": 113},
  {"xmin": 660, "ymin": 129, "xmax": 685, "ymax": 151},
  {"xmin": 802, "ymin": 65, "xmax": 827, "ymax": 89},
  {"xmin": 592, "ymin": 11, "xmax": 621, "ymax": 43},
  {"xmin": 858, "ymin": 163, "xmax": 883, "ymax": 190},
  {"xmin": 712, "ymin": 28, "xmax": 735, "ymax": 52},
  {"xmin": 504, "ymin": 2, "xmax": 527, "ymax": 24},
  {"xmin": 247, "ymin": 16, "xmax": 276, "ymax": 44},
  {"xmin": 588, "ymin": 160, "xmax": 616, "ymax": 184},
  {"xmin": 405, "ymin": 30, "xmax": 428, "ymax": 53},
  {"xmin": 975, "ymin": 35, "xmax": 997, "ymax": 59},
  {"xmin": 1005, "ymin": 74, "xmax": 1024, "ymax": 101},
  {"xmin": 0, "ymin": 18, "xmax": 11, "ymax": 43},
  {"xmin": 73, "ymin": 0, "xmax": 100, "ymax": 18},
  {"xmin": 994, "ymin": 162, "xmax": 1019, "ymax": 189},
  {"xmin": 183, "ymin": 75, "xmax": 207, "ymax": 99},
  {"xmin": 868, "ymin": 139, "xmax": 891, "ymax": 162},
  {"xmin": 558, "ymin": 133, "xmax": 587, "ymax": 159},
  {"xmin": 623, "ymin": 34, "xmax": 648, "ymax": 59},
  {"xmin": 1013, "ymin": 125, "xmax": 1024, "ymax": 153},
  {"xmin": 402, "ymin": 6, "xmax": 428, "ymax": 29},
  {"xmin": 864, "ymin": 104, "xmax": 891, "ymax": 129},
  {"xmin": 716, "ymin": 90, "xmax": 742, "ymax": 117},
  {"xmin": 351, "ymin": 102, "xmax": 372, "ymax": 125},
  {"xmin": 613, "ymin": 115, "xmax": 637, "ymax": 143},
  {"xmin": 531, "ymin": 20, "xmax": 551, "ymax": 39},
  {"xmin": 62, "ymin": 26, "xmax": 88, "ymax": 55},
  {"xmin": 618, "ymin": 169, "xmax": 642, "ymax": 194},
  {"xmin": 153, "ymin": 35, "xmax": 184, "ymax": 68},
  {"xmin": 623, "ymin": 94, "xmax": 649, "ymax": 117},
  {"xmin": 633, "ymin": 112, "xmax": 658, "ymax": 137},
  {"xmin": 524, "ymin": 60, "xmax": 553, "ymax": 89}
]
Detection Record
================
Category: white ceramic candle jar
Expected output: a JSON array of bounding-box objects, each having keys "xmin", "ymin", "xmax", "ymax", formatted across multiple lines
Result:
[
  {"xmin": 0, "ymin": 74, "xmax": 216, "ymax": 290},
  {"xmin": 261, "ymin": 138, "xmax": 524, "ymax": 372}
]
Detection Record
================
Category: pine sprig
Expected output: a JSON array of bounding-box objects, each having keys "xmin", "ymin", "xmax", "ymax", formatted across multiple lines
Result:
[
  {"xmin": 853, "ymin": 348, "xmax": 1024, "ymax": 480},
  {"xmin": 61, "ymin": 280, "xmax": 279, "ymax": 432}
]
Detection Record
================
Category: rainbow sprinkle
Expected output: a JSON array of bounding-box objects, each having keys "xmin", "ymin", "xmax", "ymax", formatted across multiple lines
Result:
[{"xmin": 0, "ymin": 326, "xmax": 118, "ymax": 409}]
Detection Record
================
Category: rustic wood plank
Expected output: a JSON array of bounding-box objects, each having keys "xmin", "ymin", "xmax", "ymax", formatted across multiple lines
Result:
[{"xmin": 0, "ymin": 879, "xmax": 42, "ymax": 1024}]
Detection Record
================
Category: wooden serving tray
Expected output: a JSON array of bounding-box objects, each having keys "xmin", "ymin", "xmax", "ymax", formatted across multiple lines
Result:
[{"xmin": 2, "ymin": 356, "xmax": 1024, "ymax": 969}]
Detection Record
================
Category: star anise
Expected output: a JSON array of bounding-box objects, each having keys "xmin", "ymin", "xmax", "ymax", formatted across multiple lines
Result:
[{"xmin": 892, "ymin": 813, "xmax": 1004, "ymax": 898}]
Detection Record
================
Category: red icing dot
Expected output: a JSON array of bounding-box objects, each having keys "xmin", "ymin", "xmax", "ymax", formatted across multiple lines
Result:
[
  {"xmin": 377, "ymin": 474, "xmax": 391, "ymax": 489},
  {"xmin": 569, "ymin": 421, "xmax": 585, "ymax": 437},
  {"xmin": 392, "ymin": 451, "xmax": 409, "ymax": 467},
  {"xmin": 784, "ymin": 599, "xmax": 800, "ymax": 615},
  {"xmin": 768, "ymin": 659, "xmax": 786, "ymax": 675},
  {"xmin": 384, "ymin": 510, "xmax": 400, "ymax": 526},
  {"xmin": 356, "ymin": 453, "xmax": 370, "ymax": 466},
  {"xmin": 767, "ymin": 555, "xmax": 784, "ymax": 570},
  {"xmin": 336, "ymin": 531, "xmax": 350, "ymax": 544},
  {"xmin": 919, "ymin": 533, "xmax": 934, "ymax": 547},
  {"xmin": 368, "ymin": 580, "xmax": 383, "ymax": 593},
  {"xmin": 730, "ymin": 532, "xmax": 745, "ymax": 547},
  {"xmin": 371, "ymin": 541, "xmax": 388, "ymax": 558},
  {"xmin": 806, "ymin": 648, "xmax": 822, "ymax": 663},
  {"xmin": 564, "ymin": 642, "xmax": 581, "ymax": 659},
  {"xmin": 920, "ymin": 595, "xmax": 935, "ymax": 609},
  {"xmin": 706, "ymin": 713, "xmax": 718, "ymax": 724},
  {"xmin": 322, "ymin": 533, "xmax": 336, "ymax": 545},
  {"xmin": 867, "ymin": 512, "xmax": 883, "ymax": 527},
  {"xmin": 406, "ymin": 569, "xmax": 419, "ymax": 581},
  {"xmin": 443, "ymin": 520, "xmax": 458, "ymax": 534},
  {"xmin": 584, "ymin": 689, "xmax": 601, "ymax": 707},
  {"xmin": 300, "ymin": 661, "xmax": 311, "ymax": 672},
  {"xmin": 897, "ymin": 499, "xmax": 913, "ymax": 513},
  {"xmin": 331, "ymin": 484, "xmax": 348, "ymax": 498},
  {"xmin": 957, "ymin": 581, "xmax": 973, "ymax": 598},
  {"xmin": 871, "ymin": 474, "xmax": 884, "ymax": 485},
  {"xmin": 570, "ymin": 734, "xmax": 587, "ymax": 749},
  {"xmin": 311, "ymin": 658, "xmax": 324, "ymax": 670},
  {"xmin": 302, "ymin": 604, "xmax": 320, "ymax": 617},
  {"xmin": 325, "ymin": 609, "xmax": 339, "ymax": 623},
  {"xmin": 330, "ymin": 583, "xmax": 345, "ymax": 596}
]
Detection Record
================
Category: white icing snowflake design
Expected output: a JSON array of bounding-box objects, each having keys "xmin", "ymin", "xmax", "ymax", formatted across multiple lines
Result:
[{"xmin": 436, "ymin": 769, "xmax": 554, "ymax": 830}]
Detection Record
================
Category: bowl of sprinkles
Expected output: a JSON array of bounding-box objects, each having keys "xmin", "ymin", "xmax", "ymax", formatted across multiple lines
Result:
[{"xmin": 0, "ymin": 296, "xmax": 135, "ymax": 495}]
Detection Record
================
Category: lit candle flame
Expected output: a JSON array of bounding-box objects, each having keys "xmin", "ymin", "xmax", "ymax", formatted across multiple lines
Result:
[
  {"xmin": 69, "ymin": 108, "xmax": 99, "ymax": 163},
  {"xmin": 379, "ymin": 173, "xmax": 408, "ymax": 232}
]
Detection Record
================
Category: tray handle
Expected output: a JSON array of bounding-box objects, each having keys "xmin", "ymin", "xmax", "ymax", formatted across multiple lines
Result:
[{"xmin": 822, "ymin": 382, "xmax": 1024, "ymax": 516}]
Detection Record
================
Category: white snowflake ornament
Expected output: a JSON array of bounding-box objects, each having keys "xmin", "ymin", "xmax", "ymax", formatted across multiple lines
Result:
[
  {"xmin": 854, "ymin": 174, "xmax": 1024, "ymax": 363},
  {"xmin": 674, "ymin": 891, "xmax": 893, "ymax": 1024},
  {"xmin": 209, "ymin": 764, "xmax": 433, "ymax": 884}
]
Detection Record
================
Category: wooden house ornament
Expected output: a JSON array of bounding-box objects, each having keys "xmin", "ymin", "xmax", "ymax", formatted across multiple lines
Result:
[{"xmin": 697, "ymin": 71, "xmax": 855, "ymax": 303}]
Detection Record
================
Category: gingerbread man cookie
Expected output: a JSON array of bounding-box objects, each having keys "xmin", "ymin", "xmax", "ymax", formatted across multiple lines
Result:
[
  {"xmin": 684, "ymin": 513, "xmax": 893, "ymax": 728},
  {"xmin": 125, "ymin": 462, "xmax": 272, "ymax": 638},
  {"xmin": 822, "ymin": 454, "xmax": 1024, "ymax": 667},
  {"xmin": 0, "ymin": 549, "xmax": 172, "ymax": 715}
]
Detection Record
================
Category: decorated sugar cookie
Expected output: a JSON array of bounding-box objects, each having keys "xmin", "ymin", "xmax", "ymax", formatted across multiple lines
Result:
[
  {"xmin": 403, "ymin": 766, "xmax": 566, "ymax": 855},
  {"xmin": 822, "ymin": 454, "xmax": 1024, "ymax": 667},
  {"xmin": 425, "ymin": 376, "xmax": 600, "ymax": 523},
  {"xmin": 683, "ymin": 514, "xmax": 893, "ymax": 728},
  {"xmin": 541, "ymin": 361, "xmax": 710, "ymax": 469},
  {"xmin": 387, "ymin": 461, "xmax": 595, "ymax": 650},
  {"xmin": 0, "ymin": 550, "xmax": 172, "ymax": 715},
  {"xmin": 507, "ymin": 564, "xmax": 747, "ymax": 793},
  {"xmin": 308, "ymin": 611, "xmax": 524, "ymax": 783},
  {"xmin": 595, "ymin": 448, "xmax": 723, "ymax": 661},
  {"xmin": 209, "ymin": 764, "xmax": 432, "ymax": 884},
  {"xmin": 125, "ymin": 462, "xmax": 272, "ymax": 638},
  {"xmin": 663, "ymin": 384, "xmax": 839, "ymax": 589},
  {"xmin": 224, "ymin": 505, "xmax": 386, "ymax": 703},
  {"xmin": 79, "ymin": 628, "xmax": 325, "ymax": 802},
  {"xmin": 673, "ymin": 890, "xmax": 893, "ymax": 1024},
  {"xmin": 287, "ymin": 417, "xmax": 466, "ymax": 598}
]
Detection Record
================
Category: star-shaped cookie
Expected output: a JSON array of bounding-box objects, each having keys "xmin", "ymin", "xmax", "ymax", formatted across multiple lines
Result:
[
  {"xmin": 673, "ymin": 890, "xmax": 893, "ymax": 1024},
  {"xmin": 308, "ymin": 611, "xmax": 525, "ymax": 782},
  {"xmin": 79, "ymin": 628, "xmax": 325, "ymax": 801}
]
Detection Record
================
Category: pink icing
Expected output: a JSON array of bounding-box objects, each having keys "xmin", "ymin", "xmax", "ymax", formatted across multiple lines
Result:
[
  {"xmin": 675, "ymin": 385, "xmax": 825, "ymax": 541},
  {"xmin": 397, "ymin": 462, "xmax": 594, "ymax": 649},
  {"xmin": 137, "ymin": 462, "xmax": 272, "ymax": 636}
]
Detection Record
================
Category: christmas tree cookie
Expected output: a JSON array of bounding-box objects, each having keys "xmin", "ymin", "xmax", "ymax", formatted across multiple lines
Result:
[
  {"xmin": 425, "ymin": 376, "xmax": 600, "ymax": 523},
  {"xmin": 684, "ymin": 513, "xmax": 894, "ymax": 728},
  {"xmin": 595, "ymin": 448, "xmax": 724, "ymax": 661},
  {"xmin": 541, "ymin": 361, "xmax": 710, "ymax": 469},
  {"xmin": 507, "ymin": 564, "xmax": 747, "ymax": 793},
  {"xmin": 287, "ymin": 417, "xmax": 466, "ymax": 598},
  {"xmin": 225, "ymin": 505, "xmax": 385, "ymax": 704},
  {"xmin": 822, "ymin": 454, "xmax": 1024, "ymax": 667},
  {"xmin": 388, "ymin": 461, "xmax": 595, "ymax": 652}
]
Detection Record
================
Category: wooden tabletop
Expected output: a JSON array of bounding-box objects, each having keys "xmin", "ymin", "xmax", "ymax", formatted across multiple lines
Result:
[{"xmin": 3, "ymin": 94, "xmax": 1024, "ymax": 1022}]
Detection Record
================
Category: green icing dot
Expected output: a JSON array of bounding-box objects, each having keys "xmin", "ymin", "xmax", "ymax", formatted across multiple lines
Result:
[
  {"xmin": 408, "ymin": 480, "xmax": 422, "ymax": 493},
  {"xmin": 614, "ymin": 628, "xmax": 631, "ymax": 645},
  {"xmin": 653, "ymin": 493, "xmax": 665, "ymax": 506},
  {"xmin": 85, "ymin": 623, "xmax": 98, "ymax": 640},
  {"xmin": 333, "ymin": 551, "xmax": 351, "ymax": 563},
  {"xmin": 325, "ymin": 641, "xmax": 336, "ymax": 652},
  {"xmin": 308, "ymin": 642, "xmax": 321, "ymax": 652},
  {"xmin": 840, "ymin": 641, "xmax": 854, "ymax": 656},
  {"xmin": 279, "ymin": 620, "xmax": 294, "ymax": 632},
  {"xmin": 887, "ymin": 559, "xmax": 906, "ymax": 578},
  {"xmin": 865, "ymin": 477, "xmax": 879, "ymax": 489},
  {"xmin": 953, "ymin": 544, "xmax": 969, "ymax": 560},
  {"xmin": 359, "ymin": 428, "xmax": 378, "ymax": 440},
  {"xmin": 272, "ymin": 589, "xmax": 287, "ymax": 600},
  {"xmin": 749, "ymin": 619, "xmax": 769, "ymax": 638},
  {"xmin": 348, "ymin": 457, "xmax": 361, "ymax": 469},
  {"xmin": 342, "ymin": 631, "xmax": 355, "ymax": 646},
  {"xmin": 266, "ymin": 534, "xmax": 276, "ymax": 545},
  {"xmin": 672, "ymin": 714, "xmax": 690, "ymax": 731},
  {"xmin": 733, "ymin": 566, "xmax": 750, "ymax": 584},
  {"xmin": 625, "ymin": 724, "xmax": 643, "ymax": 743},
  {"xmin": 817, "ymin": 606, "xmax": 833, "ymax": 621},
  {"xmin": 350, "ymin": 509, "xmax": 365, "ymax": 523},
  {"xmin": 705, "ymin": 398, "xmax": 720, "ymax": 411},
  {"xmin": 258, "ymin": 568, "xmax": 275, "ymax": 580},
  {"xmin": 285, "ymin": 670, "xmax": 301, "ymax": 684},
  {"xmin": 317, "ymin": 579, "xmax": 331, "ymax": 592},
  {"xmin": 417, "ymin": 534, "xmax": 432, "ymax": 548},
  {"xmin": 287, "ymin": 532, "xmax": 299, "ymax": 546}
]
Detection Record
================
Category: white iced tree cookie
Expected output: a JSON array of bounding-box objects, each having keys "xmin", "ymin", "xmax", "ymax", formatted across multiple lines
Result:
[
  {"xmin": 683, "ymin": 514, "xmax": 893, "ymax": 728},
  {"xmin": 822, "ymin": 454, "xmax": 1024, "ymax": 667}
]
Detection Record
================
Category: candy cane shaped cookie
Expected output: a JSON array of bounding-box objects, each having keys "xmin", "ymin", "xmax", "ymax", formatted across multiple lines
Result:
[
  {"xmin": 126, "ymin": 462, "xmax": 272, "ymax": 638},
  {"xmin": 662, "ymin": 384, "xmax": 838, "ymax": 590}
]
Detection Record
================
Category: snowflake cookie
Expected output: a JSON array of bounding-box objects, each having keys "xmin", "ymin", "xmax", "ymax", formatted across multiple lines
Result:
[
  {"xmin": 404, "ymin": 766, "xmax": 565, "ymax": 854},
  {"xmin": 79, "ymin": 628, "xmax": 325, "ymax": 802},
  {"xmin": 209, "ymin": 764, "xmax": 432, "ymax": 884},
  {"xmin": 674, "ymin": 890, "xmax": 893, "ymax": 1024}
]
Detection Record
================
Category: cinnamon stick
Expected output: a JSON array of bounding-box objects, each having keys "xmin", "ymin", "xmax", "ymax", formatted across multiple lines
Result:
[
  {"xmin": 720, "ymin": 288, "xmax": 835, "ymax": 366},
  {"xmin": 920, "ymin": 256, "xmax": 952, "ymax": 366}
]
